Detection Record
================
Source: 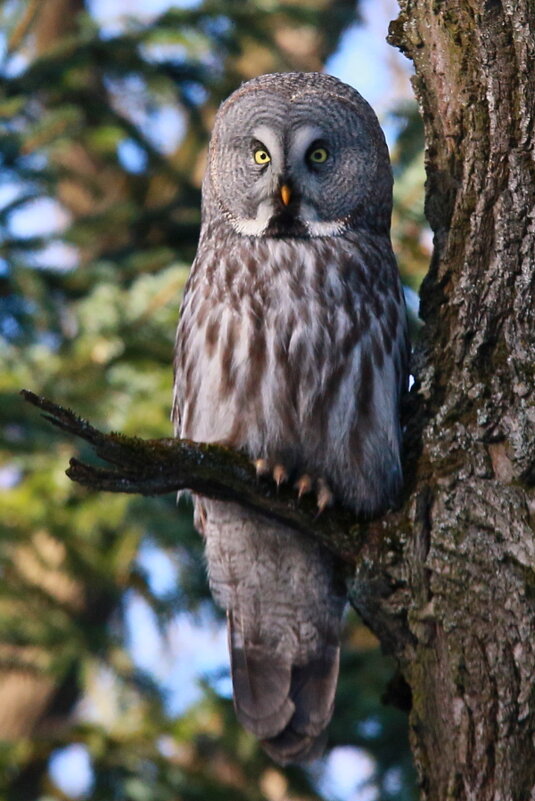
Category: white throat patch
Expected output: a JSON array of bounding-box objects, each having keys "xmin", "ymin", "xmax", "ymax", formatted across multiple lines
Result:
[
  {"xmin": 232, "ymin": 199, "xmax": 273, "ymax": 236},
  {"xmin": 305, "ymin": 219, "xmax": 346, "ymax": 237},
  {"xmin": 230, "ymin": 200, "xmax": 346, "ymax": 238}
]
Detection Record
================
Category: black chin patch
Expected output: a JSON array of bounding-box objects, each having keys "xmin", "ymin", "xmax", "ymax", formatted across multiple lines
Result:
[{"xmin": 265, "ymin": 208, "xmax": 308, "ymax": 238}]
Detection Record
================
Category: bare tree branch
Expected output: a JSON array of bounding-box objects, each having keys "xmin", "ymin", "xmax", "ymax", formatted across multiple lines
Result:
[{"xmin": 20, "ymin": 389, "xmax": 365, "ymax": 563}]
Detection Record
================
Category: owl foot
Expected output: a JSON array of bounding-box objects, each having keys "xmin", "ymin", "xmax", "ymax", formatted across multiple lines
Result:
[
  {"xmin": 316, "ymin": 478, "xmax": 334, "ymax": 515},
  {"xmin": 273, "ymin": 464, "xmax": 289, "ymax": 486},
  {"xmin": 295, "ymin": 474, "xmax": 334, "ymax": 514},
  {"xmin": 294, "ymin": 473, "xmax": 334, "ymax": 517},
  {"xmin": 254, "ymin": 458, "xmax": 270, "ymax": 477},
  {"xmin": 253, "ymin": 459, "xmax": 288, "ymax": 487},
  {"xmin": 295, "ymin": 473, "xmax": 313, "ymax": 498},
  {"xmin": 254, "ymin": 459, "xmax": 333, "ymax": 512}
]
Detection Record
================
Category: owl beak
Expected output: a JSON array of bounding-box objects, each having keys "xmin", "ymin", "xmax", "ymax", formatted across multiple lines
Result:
[{"xmin": 280, "ymin": 184, "xmax": 292, "ymax": 207}]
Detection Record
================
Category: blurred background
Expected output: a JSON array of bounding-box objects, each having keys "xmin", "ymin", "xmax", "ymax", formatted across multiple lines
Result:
[{"xmin": 0, "ymin": 1, "xmax": 429, "ymax": 798}]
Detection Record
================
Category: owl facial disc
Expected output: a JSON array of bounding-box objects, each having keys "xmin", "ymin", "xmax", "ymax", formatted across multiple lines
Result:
[
  {"xmin": 208, "ymin": 78, "xmax": 391, "ymax": 239},
  {"xmin": 230, "ymin": 123, "xmax": 348, "ymax": 238}
]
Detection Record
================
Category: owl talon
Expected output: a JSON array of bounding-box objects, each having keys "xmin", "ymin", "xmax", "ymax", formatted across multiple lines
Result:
[
  {"xmin": 253, "ymin": 458, "xmax": 289, "ymax": 489},
  {"xmin": 295, "ymin": 473, "xmax": 313, "ymax": 499},
  {"xmin": 273, "ymin": 464, "xmax": 289, "ymax": 486},
  {"xmin": 254, "ymin": 458, "xmax": 270, "ymax": 478},
  {"xmin": 316, "ymin": 478, "xmax": 334, "ymax": 515}
]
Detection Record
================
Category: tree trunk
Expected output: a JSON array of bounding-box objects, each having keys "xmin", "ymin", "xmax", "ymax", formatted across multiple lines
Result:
[{"xmin": 356, "ymin": 3, "xmax": 535, "ymax": 799}]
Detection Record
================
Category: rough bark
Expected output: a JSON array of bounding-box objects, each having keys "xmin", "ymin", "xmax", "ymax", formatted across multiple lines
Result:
[{"xmin": 359, "ymin": 3, "xmax": 535, "ymax": 799}]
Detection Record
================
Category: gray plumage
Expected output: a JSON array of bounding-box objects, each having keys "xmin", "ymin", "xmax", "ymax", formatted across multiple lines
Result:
[{"xmin": 173, "ymin": 72, "xmax": 408, "ymax": 764}]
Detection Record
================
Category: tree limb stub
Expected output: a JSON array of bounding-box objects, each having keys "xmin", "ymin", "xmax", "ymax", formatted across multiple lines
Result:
[{"xmin": 20, "ymin": 389, "xmax": 364, "ymax": 563}]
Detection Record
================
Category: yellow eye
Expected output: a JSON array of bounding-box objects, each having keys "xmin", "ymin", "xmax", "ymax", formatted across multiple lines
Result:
[
  {"xmin": 254, "ymin": 148, "xmax": 271, "ymax": 165},
  {"xmin": 308, "ymin": 147, "xmax": 328, "ymax": 164}
]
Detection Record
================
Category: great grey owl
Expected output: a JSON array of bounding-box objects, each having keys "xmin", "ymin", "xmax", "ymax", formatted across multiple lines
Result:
[{"xmin": 173, "ymin": 72, "xmax": 408, "ymax": 764}]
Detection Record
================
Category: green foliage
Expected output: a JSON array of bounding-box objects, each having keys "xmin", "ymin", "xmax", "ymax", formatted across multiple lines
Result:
[{"xmin": 0, "ymin": 2, "xmax": 421, "ymax": 799}]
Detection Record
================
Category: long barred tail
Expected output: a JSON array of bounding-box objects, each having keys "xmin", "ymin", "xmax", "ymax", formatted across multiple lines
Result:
[{"xmin": 200, "ymin": 499, "xmax": 346, "ymax": 765}]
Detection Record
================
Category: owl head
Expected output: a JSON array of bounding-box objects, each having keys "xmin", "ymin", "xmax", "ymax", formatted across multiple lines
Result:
[{"xmin": 204, "ymin": 72, "xmax": 392, "ymax": 239}]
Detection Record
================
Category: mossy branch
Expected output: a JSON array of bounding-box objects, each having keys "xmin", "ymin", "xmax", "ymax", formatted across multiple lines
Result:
[{"xmin": 21, "ymin": 389, "xmax": 367, "ymax": 563}]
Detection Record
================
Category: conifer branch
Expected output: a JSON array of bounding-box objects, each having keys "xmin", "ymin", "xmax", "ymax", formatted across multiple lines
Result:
[{"xmin": 21, "ymin": 390, "xmax": 364, "ymax": 562}]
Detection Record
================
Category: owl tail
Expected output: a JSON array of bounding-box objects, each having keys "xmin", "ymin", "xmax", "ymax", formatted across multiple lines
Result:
[
  {"xmin": 228, "ymin": 612, "xmax": 341, "ymax": 764},
  {"xmin": 203, "ymin": 500, "xmax": 346, "ymax": 765}
]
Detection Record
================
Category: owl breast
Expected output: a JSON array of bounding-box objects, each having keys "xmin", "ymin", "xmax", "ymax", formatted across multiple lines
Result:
[{"xmin": 174, "ymin": 223, "xmax": 407, "ymax": 516}]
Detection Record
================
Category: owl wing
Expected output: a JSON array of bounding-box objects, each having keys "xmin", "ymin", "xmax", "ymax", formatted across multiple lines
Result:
[
  {"xmin": 171, "ymin": 260, "xmax": 203, "ymax": 438},
  {"xmin": 171, "ymin": 312, "xmax": 186, "ymax": 436}
]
